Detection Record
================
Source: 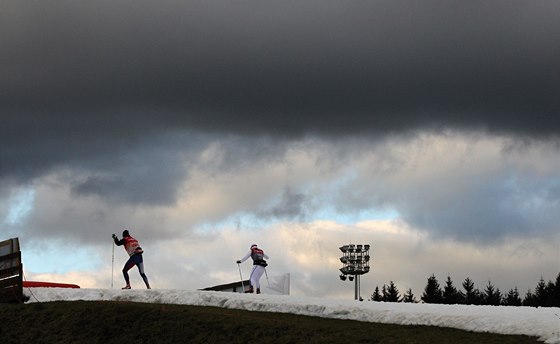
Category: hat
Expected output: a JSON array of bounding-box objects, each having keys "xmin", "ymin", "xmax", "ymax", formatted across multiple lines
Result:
[{"xmin": 122, "ymin": 230, "xmax": 130, "ymax": 237}]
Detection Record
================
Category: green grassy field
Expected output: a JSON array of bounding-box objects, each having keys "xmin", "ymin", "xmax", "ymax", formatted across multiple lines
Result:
[{"xmin": 0, "ymin": 301, "xmax": 540, "ymax": 343}]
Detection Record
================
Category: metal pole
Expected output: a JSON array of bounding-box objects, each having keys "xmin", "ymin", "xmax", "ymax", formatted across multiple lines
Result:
[
  {"xmin": 111, "ymin": 240, "xmax": 115, "ymax": 289},
  {"xmin": 358, "ymin": 275, "xmax": 361, "ymax": 301},
  {"xmin": 264, "ymin": 267, "xmax": 270, "ymax": 287},
  {"xmin": 237, "ymin": 263, "xmax": 245, "ymax": 292},
  {"xmin": 354, "ymin": 274, "xmax": 358, "ymax": 300}
]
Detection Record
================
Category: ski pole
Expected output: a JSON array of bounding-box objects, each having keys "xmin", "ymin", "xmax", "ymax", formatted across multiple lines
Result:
[
  {"xmin": 237, "ymin": 263, "xmax": 245, "ymax": 292},
  {"xmin": 111, "ymin": 239, "xmax": 115, "ymax": 289},
  {"xmin": 264, "ymin": 267, "xmax": 270, "ymax": 287}
]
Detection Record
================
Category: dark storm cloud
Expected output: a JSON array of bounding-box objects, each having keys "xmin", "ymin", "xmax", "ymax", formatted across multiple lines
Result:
[
  {"xmin": 1, "ymin": 0, "xmax": 559, "ymax": 189},
  {"xmin": 2, "ymin": 0, "xmax": 560, "ymax": 135}
]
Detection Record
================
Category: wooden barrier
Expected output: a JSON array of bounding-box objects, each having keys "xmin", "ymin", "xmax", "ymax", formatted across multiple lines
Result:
[{"xmin": 0, "ymin": 238, "xmax": 24, "ymax": 303}]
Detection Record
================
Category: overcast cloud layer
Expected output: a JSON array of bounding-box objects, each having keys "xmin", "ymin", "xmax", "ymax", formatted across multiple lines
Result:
[
  {"xmin": 1, "ymin": 1, "xmax": 559, "ymax": 297},
  {"xmin": 2, "ymin": 1, "xmax": 560, "ymax": 178}
]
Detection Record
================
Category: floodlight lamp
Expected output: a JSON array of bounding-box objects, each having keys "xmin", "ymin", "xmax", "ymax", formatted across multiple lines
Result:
[
  {"xmin": 339, "ymin": 274, "xmax": 347, "ymax": 281},
  {"xmin": 348, "ymin": 275, "xmax": 354, "ymax": 281}
]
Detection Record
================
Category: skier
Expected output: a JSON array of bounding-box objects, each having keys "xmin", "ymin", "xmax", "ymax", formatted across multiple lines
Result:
[
  {"xmin": 236, "ymin": 244, "xmax": 269, "ymax": 294},
  {"xmin": 112, "ymin": 230, "xmax": 151, "ymax": 289}
]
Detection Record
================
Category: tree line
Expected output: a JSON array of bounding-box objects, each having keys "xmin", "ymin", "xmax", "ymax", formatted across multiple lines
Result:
[{"xmin": 369, "ymin": 272, "xmax": 560, "ymax": 307}]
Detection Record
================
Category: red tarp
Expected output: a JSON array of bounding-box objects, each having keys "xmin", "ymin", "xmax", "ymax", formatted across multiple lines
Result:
[{"xmin": 23, "ymin": 281, "xmax": 80, "ymax": 288}]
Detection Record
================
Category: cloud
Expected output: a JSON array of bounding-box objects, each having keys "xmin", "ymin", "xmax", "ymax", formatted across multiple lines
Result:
[
  {"xmin": 257, "ymin": 186, "xmax": 309, "ymax": 221},
  {"xmin": 2, "ymin": 1, "xmax": 559, "ymax": 218},
  {"xmin": 358, "ymin": 134, "xmax": 560, "ymax": 243},
  {"xmin": 6, "ymin": 132, "xmax": 558, "ymax": 249},
  {"xmin": 2, "ymin": 1, "xmax": 560, "ymax": 144}
]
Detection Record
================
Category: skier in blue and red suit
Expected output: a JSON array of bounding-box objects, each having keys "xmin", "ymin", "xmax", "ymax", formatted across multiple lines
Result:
[{"xmin": 112, "ymin": 230, "xmax": 151, "ymax": 289}]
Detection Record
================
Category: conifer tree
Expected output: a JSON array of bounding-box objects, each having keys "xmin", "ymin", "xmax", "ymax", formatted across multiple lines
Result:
[
  {"xmin": 385, "ymin": 281, "xmax": 401, "ymax": 302},
  {"xmin": 370, "ymin": 286, "xmax": 383, "ymax": 301},
  {"xmin": 483, "ymin": 281, "xmax": 502, "ymax": 306},
  {"xmin": 421, "ymin": 274, "xmax": 443, "ymax": 304},
  {"xmin": 382, "ymin": 284, "xmax": 388, "ymax": 302},
  {"xmin": 523, "ymin": 288, "xmax": 537, "ymax": 307},
  {"xmin": 502, "ymin": 287, "xmax": 522, "ymax": 306},
  {"xmin": 551, "ymin": 273, "xmax": 560, "ymax": 307},
  {"xmin": 534, "ymin": 277, "xmax": 548, "ymax": 307},
  {"xmin": 402, "ymin": 288, "xmax": 417, "ymax": 303},
  {"xmin": 442, "ymin": 276, "xmax": 461, "ymax": 304},
  {"xmin": 461, "ymin": 277, "xmax": 481, "ymax": 305},
  {"xmin": 545, "ymin": 280, "xmax": 556, "ymax": 307}
]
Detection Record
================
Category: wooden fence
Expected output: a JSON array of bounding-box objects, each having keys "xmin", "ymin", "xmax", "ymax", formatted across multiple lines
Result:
[{"xmin": 0, "ymin": 238, "xmax": 24, "ymax": 303}]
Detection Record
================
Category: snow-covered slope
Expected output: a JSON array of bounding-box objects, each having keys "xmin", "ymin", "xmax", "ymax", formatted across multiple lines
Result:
[{"xmin": 25, "ymin": 288, "xmax": 560, "ymax": 343}]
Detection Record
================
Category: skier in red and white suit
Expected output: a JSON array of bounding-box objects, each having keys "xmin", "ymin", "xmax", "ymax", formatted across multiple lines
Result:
[
  {"xmin": 112, "ymin": 230, "xmax": 151, "ymax": 289},
  {"xmin": 237, "ymin": 244, "xmax": 269, "ymax": 294}
]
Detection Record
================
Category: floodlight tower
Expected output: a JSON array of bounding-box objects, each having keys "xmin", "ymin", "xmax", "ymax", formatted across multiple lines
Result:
[{"xmin": 339, "ymin": 244, "xmax": 371, "ymax": 300}]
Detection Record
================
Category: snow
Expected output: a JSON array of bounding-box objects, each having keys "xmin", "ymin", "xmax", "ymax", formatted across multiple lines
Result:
[{"xmin": 25, "ymin": 288, "xmax": 560, "ymax": 343}]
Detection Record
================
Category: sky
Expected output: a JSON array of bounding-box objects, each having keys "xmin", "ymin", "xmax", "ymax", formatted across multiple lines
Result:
[{"xmin": 1, "ymin": 1, "xmax": 560, "ymax": 299}]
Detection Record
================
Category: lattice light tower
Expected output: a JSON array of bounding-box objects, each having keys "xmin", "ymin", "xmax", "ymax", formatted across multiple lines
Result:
[{"xmin": 339, "ymin": 244, "xmax": 371, "ymax": 300}]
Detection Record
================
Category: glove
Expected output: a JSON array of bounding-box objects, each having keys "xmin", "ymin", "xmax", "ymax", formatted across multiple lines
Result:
[
  {"xmin": 112, "ymin": 234, "xmax": 117, "ymax": 239},
  {"xmin": 236, "ymin": 260, "xmax": 241, "ymax": 264}
]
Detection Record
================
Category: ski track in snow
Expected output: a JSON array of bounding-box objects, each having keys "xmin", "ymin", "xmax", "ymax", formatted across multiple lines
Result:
[{"xmin": 24, "ymin": 288, "xmax": 560, "ymax": 343}]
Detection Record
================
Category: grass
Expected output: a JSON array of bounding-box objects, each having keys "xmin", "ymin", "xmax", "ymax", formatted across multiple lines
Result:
[{"xmin": 0, "ymin": 301, "xmax": 541, "ymax": 344}]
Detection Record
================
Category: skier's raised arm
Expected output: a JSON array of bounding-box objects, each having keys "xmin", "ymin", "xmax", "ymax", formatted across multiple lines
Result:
[
  {"xmin": 236, "ymin": 251, "xmax": 252, "ymax": 264},
  {"xmin": 112, "ymin": 233, "xmax": 124, "ymax": 246}
]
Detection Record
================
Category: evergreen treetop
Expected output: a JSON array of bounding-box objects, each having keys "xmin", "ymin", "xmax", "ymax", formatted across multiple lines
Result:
[
  {"xmin": 421, "ymin": 274, "xmax": 443, "ymax": 304},
  {"xmin": 442, "ymin": 276, "xmax": 461, "ymax": 305}
]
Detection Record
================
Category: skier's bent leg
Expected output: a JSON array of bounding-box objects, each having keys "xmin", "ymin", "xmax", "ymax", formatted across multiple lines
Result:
[
  {"xmin": 122, "ymin": 257, "xmax": 136, "ymax": 287},
  {"xmin": 137, "ymin": 262, "xmax": 150, "ymax": 288}
]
